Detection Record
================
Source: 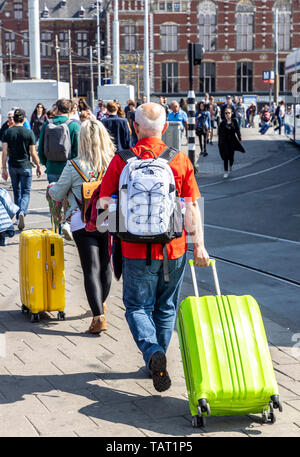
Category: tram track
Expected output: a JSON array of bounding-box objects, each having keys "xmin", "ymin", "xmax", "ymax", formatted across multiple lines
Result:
[{"xmin": 187, "ymin": 248, "xmax": 300, "ymax": 288}]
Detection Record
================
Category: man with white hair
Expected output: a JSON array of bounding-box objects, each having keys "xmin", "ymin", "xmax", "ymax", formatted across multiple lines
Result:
[
  {"xmin": 167, "ymin": 100, "xmax": 188, "ymax": 148},
  {"xmin": 100, "ymin": 102, "xmax": 210, "ymax": 393},
  {"xmin": 0, "ymin": 110, "xmax": 15, "ymax": 142}
]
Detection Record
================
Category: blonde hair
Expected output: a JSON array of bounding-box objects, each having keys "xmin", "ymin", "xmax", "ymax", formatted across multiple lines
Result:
[{"xmin": 78, "ymin": 119, "xmax": 116, "ymax": 173}]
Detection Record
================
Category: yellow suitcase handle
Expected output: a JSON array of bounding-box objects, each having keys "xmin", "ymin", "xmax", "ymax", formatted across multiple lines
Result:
[{"xmin": 188, "ymin": 259, "xmax": 221, "ymax": 296}]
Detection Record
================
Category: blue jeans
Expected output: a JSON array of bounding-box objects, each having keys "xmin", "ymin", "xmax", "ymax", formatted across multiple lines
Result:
[
  {"xmin": 9, "ymin": 167, "xmax": 32, "ymax": 217},
  {"xmin": 47, "ymin": 174, "xmax": 61, "ymax": 184},
  {"xmin": 122, "ymin": 253, "xmax": 186, "ymax": 370}
]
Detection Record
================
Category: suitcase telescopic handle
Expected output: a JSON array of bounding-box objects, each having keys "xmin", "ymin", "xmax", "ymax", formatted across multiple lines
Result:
[{"xmin": 188, "ymin": 259, "xmax": 221, "ymax": 297}]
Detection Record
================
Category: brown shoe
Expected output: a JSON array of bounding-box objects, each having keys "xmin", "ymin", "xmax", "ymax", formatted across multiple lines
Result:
[{"xmin": 88, "ymin": 315, "xmax": 107, "ymax": 334}]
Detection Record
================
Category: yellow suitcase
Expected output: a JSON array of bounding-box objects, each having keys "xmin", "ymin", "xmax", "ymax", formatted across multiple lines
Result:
[{"xmin": 19, "ymin": 229, "xmax": 65, "ymax": 322}]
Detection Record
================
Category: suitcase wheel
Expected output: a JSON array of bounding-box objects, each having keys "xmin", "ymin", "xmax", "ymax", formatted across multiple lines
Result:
[
  {"xmin": 198, "ymin": 398, "xmax": 211, "ymax": 416},
  {"xmin": 262, "ymin": 410, "xmax": 276, "ymax": 424},
  {"xmin": 271, "ymin": 395, "xmax": 283, "ymax": 412},
  {"xmin": 192, "ymin": 415, "xmax": 205, "ymax": 428},
  {"xmin": 30, "ymin": 313, "xmax": 40, "ymax": 323},
  {"xmin": 57, "ymin": 311, "xmax": 66, "ymax": 321},
  {"xmin": 21, "ymin": 304, "xmax": 29, "ymax": 314}
]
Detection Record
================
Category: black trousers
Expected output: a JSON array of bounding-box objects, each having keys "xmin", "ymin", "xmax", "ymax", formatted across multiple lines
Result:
[
  {"xmin": 197, "ymin": 131, "xmax": 208, "ymax": 153},
  {"xmin": 72, "ymin": 228, "xmax": 112, "ymax": 316},
  {"xmin": 223, "ymin": 151, "xmax": 235, "ymax": 171}
]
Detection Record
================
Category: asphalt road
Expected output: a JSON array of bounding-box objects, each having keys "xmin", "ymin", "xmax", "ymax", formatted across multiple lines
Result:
[{"xmin": 185, "ymin": 128, "xmax": 300, "ymax": 335}]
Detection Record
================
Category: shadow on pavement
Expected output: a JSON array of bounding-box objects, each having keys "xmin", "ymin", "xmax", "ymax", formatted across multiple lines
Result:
[{"xmin": 0, "ymin": 370, "xmax": 260, "ymax": 436}]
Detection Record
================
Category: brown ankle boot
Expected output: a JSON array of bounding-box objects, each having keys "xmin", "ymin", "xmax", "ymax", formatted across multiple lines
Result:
[{"xmin": 88, "ymin": 315, "xmax": 107, "ymax": 334}]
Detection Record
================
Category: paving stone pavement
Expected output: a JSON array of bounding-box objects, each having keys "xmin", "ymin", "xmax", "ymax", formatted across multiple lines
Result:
[{"xmin": 0, "ymin": 128, "xmax": 300, "ymax": 438}]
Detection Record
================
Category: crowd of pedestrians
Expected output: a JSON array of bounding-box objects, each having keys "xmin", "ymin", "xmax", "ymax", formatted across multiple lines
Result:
[
  {"xmin": 0, "ymin": 96, "xmax": 211, "ymax": 394},
  {"xmin": 0, "ymin": 92, "xmax": 290, "ymax": 394}
]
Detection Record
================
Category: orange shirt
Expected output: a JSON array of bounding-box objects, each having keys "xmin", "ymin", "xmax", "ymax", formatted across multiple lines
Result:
[{"xmin": 99, "ymin": 137, "xmax": 201, "ymax": 260}]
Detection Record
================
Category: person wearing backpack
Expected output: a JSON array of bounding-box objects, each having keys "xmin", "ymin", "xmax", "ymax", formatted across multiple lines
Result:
[
  {"xmin": 195, "ymin": 101, "xmax": 211, "ymax": 157},
  {"xmin": 48, "ymin": 119, "xmax": 116, "ymax": 333},
  {"xmin": 38, "ymin": 98, "xmax": 80, "ymax": 239},
  {"xmin": 99, "ymin": 102, "xmax": 210, "ymax": 393}
]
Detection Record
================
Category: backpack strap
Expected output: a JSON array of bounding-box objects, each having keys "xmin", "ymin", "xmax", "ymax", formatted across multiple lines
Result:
[
  {"xmin": 118, "ymin": 149, "xmax": 137, "ymax": 163},
  {"xmin": 159, "ymin": 147, "xmax": 179, "ymax": 163},
  {"xmin": 70, "ymin": 160, "xmax": 89, "ymax": 182}
]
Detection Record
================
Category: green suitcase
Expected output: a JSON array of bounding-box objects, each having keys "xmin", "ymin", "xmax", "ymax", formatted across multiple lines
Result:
[{"xmin": 176, "ymin": 260, "xmax": 282, "ymax": 428}]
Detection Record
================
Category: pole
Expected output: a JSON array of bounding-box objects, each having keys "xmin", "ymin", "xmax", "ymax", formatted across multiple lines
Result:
[
  {"xmin": 8, "ymin": 42, "xmax": 12, "ymax": 82},
  {"xmin": 136, "ymin": 54, "xmax": 140, "ymax": 100},
  {"xmin": 28, "ymin": 0, "xmax": 41, "ymax": 79},
  {"xmin": 0, "ymin": 21, "xmax": 4, "ymax": 83},
  {"xmin": 274, "ymin": 8, "xmax": 279, "ymax": 105},
  {"xmin": 55, "ymin": 35, "xmax": 60, "ymax": 82},
  {"xmin": 144, "ymin": 0, "xmax": 150, "ymax": 101},
  {"xmin": 188, "ymin": 43, "xmax": 196, "ymax": 169},
  {"xmin": 96, "ymin": 0, "xmax": 101, "ymax": 86},
  {"xmin": 112, "ymin": 0, "xmax": 120, "ymax": 84},
  {"xmin": 68, "ymin": 30, "xmax": 73, "ymax": 99},
  {"xmin": 90, "ymin": 46, "xmax": 95, "ymax": 111}
]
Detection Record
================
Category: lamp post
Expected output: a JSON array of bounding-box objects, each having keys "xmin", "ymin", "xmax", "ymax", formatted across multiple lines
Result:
[
  {"xmin": 113, "ymin": 0, "xmax": 120, "ymax": 84},
  {"xmin": 28, "ymin": 0, "xmax": 41, "ymax": 79},
  {"xmin": 144, "ymin": 0, "xmax": 150, "ymax": 101},
  {"xmin": 135, "ymin": 53, "xmax": 140, "ymax": 100},
  {"xmin": 96, "ymin": 0, "xmax": 102, "ymax": 87}
]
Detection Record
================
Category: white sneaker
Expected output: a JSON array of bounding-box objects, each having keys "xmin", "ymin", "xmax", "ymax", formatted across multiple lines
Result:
[
  {"xmin": 223, "ymin": 173, "xmax": 229, "ymax": 179},
  {"xmin": 62, "ymin": 223, "xmax": 73, "ymax": 241}
]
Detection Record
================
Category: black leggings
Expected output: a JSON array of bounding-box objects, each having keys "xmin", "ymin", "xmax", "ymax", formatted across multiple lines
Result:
[
  {"xmin": 197, "ymin": 132, "xmax": 208, "ymax": 153},
  {"xmin": 72, "ymin": 228, "xmax": 112, "ymax": 316},
  {"xmin": 223, "ymin": 152, "xmax": 235, "ymax": 172}
]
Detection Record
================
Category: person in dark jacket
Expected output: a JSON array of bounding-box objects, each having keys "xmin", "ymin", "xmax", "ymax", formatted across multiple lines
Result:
[
  {"xmin": 30, "ymin": 103, "xmax": 47, "ymax": 143},
  {"xmin": 101, "ymin": 100, "xmax": 131, "ymax": 152},
  {"xmin": 195, "ymin": 101, "xmax": 211, "ymax": 157},
  {"xmin": 220, "ymin": 95, "xmax": 237, "ymax": 121},
  {"xmin": 218, "ymin": 105, "xmax": 245, "ymax": 179},
  {"xmin": 0, "ymin": 110, "xmax": 15, "ymax": 142}
]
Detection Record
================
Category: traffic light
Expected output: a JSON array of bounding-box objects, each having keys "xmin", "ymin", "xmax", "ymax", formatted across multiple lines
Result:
[{"xmin": 194, "ymin": 44, "xmax": 204, "ymax": 65}]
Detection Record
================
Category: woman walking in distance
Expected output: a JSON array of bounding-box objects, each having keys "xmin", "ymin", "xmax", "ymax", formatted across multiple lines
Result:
[
  {"xmin": 218, "ymin": 105, "xmax": 245, "ymax": 179},
  {"xmin": 195, "ymin": 101, "xmax": 211, "ymax": 157},
  {"xmin": 49, "ymin": 120, "xmax": 116, "ymax": 333}
]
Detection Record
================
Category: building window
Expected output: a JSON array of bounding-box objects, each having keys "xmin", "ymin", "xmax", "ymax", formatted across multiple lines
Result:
[
  {"xmin": 236, "ymin": 0, "xmax": 254, "ymax": 51},
  {"xmin": 14, "ymin": 2, "xmax": 23, "ymax": 20},
  {"xmin": 4, "ymin": 63, "xmax": 17, "ymax": 81},
  {"xmin": 41, "ymin": 32, "xmax": 53, "ymax": 57},
  {"xmin": 199, "ymin": 62, "xmax": 216, "ymax": 93},
  {"xmin": 121, "ymin": 25, "xmax": 136, "ymax": 52},
  {"xmin": 24, "ymin": 64, "xmax": 30, "ymax": 79},
  {"xmin": 22, "ymin": 31, "xmax": 29, "ymax": 57},
  {"xmin": 5, "ymin": 32, "xmax": 16, "ymax": 54},
  {"xmin": 237, "ymin": 61, "xmax": 253, "ymax": 93},
  {"xmin": 277, "ymin": 12, "xmax": 291, "ymax": 51},
  {"xmin": 279, "ymin": 61, "xmax": 286, "ymax": 92},
  {"xmin": 76, "ymin": 32, "xmax": 88, "ymax": 57},
  {"xmin": 77, "ymin": 67, "xmax": 90, "ymax": 96},
  {"xmin": 198, "ymin": 1, "xmax": 217, "ymax": 51},
  {"xmin": 60, "ymin": 65, "xmax": 69, "ymax": 82},
  {"xmin": 154, "ymin": 1, "xmax": 187, "ymax": 12},
  {"xmin": 161, "ymin": 25, "xmax": 178, "ymax": 52},
  {"xmin": 58, "ymin": 32, "xmax": 69, "ymax": 57},
  {"xmin": 162, "ymin": 62, "xmax": 178, "ymax": 93},
  {"xmin": 236, "ymin": 14, "xmax": 254, "ymax": 51},
  {"xmin": 42, "ymin": 65, "xmax": 54, "ymax": 79}
]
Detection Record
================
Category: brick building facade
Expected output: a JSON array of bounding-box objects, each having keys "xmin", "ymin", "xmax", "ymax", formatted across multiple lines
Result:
[
  {"xmin": 107, "ymin": 0, "xmax": 299, "ymax": 99},
  {"xmin": 0, "ymin": 0, "xmax": 107, "ymax": 97},
  {"xmin": 0, "ymin": 0, "xmax": 298, "ymax": 99}
]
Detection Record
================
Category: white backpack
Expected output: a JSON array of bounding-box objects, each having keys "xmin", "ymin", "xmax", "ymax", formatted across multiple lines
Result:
[{"xmin": 108, "ymin": 148, "xmax": 184, "ymax": 281}]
